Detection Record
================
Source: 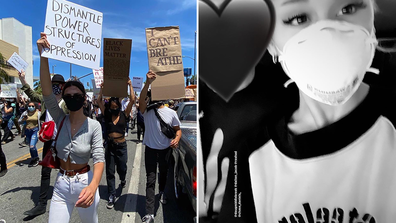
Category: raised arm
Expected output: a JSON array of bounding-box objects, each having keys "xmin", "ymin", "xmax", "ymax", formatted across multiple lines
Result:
[
  {"xmin": 38, "ymin": 33, "xmax": 64, "ymax": 122},
  {"xmin": 38, "ymin": 33, "xmax": 52, "ymax": 97},
  {"xmin": 139, "ymin": 70, "xmax": 156, "ymax": 114},
  {"xmin": 125, "ymin": 78, "xmax": 135, "ymax": 117},
  {"xmin": 97, "ymin": 82, "xmax": 105, "ymax": 117}
]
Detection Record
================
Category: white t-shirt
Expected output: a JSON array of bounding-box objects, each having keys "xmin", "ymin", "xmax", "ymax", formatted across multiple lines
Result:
[
  {"xmin": 142, "ymin": 106, "xmax": 181, "ymax": 150},
  {"xmin": 248, "ymin": 87, "xmax": 396, "ymax": 223}
]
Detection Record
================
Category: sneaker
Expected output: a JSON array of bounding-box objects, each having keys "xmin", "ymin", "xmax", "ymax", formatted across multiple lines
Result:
[
  {"xmin": 106, "ymin": 194, "xmax": 116, "ymax": 209},
  {"xmin": 159, "ymin": 191, "xmax": 167, "ymax": 205},
  {"xmin": 142, "ymin": 214, "xmax": 154, "ymax": 223},
  {"xmin": 28, "ymin": 158, "xmax": 39, "ymax": 167},
  {"xmin": 23, "ymin": 204, "xmax": 46, "ymax": 216},
  {"xmin": 121, "ymin": 180, "xmax": 126, "ymax": 188},
  {"xmin": 1, "ymin": 141, "xmax": 5, "ymax": 145},
  {"xmin": 0, "ymin": 169, "xmax": 7, "ymax": 177},
  {"xmin": 19, "ymin": 141, "xmax": 28, "ymax": 147},
  {"xmin": 125, "ymin": 133, "xmax": 128, "ymax": 137}
]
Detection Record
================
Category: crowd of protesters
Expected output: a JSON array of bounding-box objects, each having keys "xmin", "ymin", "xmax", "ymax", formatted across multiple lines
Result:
[{"xmin": 0, "ymin": 33, "xmax": 185, "ymax": 223}]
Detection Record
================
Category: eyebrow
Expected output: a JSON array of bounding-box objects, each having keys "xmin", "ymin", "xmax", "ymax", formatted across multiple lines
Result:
[{"xmin": 282, "ymin": 0, "xmax": 307, "ymax": 6}]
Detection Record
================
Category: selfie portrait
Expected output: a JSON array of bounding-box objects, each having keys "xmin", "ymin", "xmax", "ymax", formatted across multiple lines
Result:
[{"xmin": 198, "ymin": 0, "xmax": 396, "ymax": 222}]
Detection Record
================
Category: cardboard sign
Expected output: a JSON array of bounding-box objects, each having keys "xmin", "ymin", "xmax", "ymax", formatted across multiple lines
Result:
[
  {"xmin": 146, "ymin": 26, "xmax": 183, "ymax": 73},
  {"xmin": 103, "ymin": 38, "xmax": 132, "ymax": 97},
  {"xmin": 0, "ymin": 40, "xmax": 19, "ymax": 77},
  {"xmin": 7, "ymin": 52, "xmax": 28, "ymax": 73},
  {"xmin": 42, "ymin": 0, "xmax": 103, "ymax": 69},
  {"xmin": 185, "ymin": 88, "xmax": 195, "ymax": 98},
  {"xmin": 151, "ymin": 70, "xmax": 185, "ymax": 100},
  {"xmin": 132, "ymin": 77, "xmax": 144, "ymax": 92},
  {"xmin": 0, "ymin": 84, "xmax": 17, "ymax": 98},
  {"xmin": 92, "ymin": 67, "xmax": 103, "ymax": 88}
]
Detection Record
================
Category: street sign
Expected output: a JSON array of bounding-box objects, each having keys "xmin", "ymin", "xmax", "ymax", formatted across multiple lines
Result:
[{"xmin": 184, "ymin": 68, "xmax": 192, "ymax": 77}]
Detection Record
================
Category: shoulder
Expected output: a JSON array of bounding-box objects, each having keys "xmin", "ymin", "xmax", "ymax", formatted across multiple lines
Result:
[{"xmin": 88, "ymin": 118, "xmax": 101, "ymax": 129}]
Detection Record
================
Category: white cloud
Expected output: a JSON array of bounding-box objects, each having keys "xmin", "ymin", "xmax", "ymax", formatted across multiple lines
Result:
[{"xmin": 165, "ymin": 0, "xmax": 196, "ymax": 15}]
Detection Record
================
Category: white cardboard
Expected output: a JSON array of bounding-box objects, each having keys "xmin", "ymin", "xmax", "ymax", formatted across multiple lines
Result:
[
  {"xmin": 42, "ymin": 0, "xmax": 103, "ymax": 69},
  {"xmin": 0, "ymin": 84, "xmax": 18, "ymax": 98},
  {"xmin": 7, "ymin": 52, "xmax": 28, "ymax": 73},
  {"xmin": 92, "ymin": 67, "xmax": 103, "ymax": 88},
  {"xmin": 132, "ymin": 76, "xmax": 144, "ymax": 92}
]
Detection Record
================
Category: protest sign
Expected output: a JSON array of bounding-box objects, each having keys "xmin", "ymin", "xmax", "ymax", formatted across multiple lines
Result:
[
  {"xmin": 92, "ymin": 67, "xmax": 103, "ymax": 88},
  {"xmin": 150, "ymin": 70, "xmax": 185, "ymax": 100},
  {"xmin": 42, "ymin": 0, "xmax": 103, "ymax": 69},
  {"xmin": 0, "ymin": 40, "xmax": 19, "ymax": 77},
  {"xmin": 7, "ymin": 52, "xmax": 28, "ymax": 73},
  {"xmin": 132, "ymin": 77, "xmax": 144, "ymax": 92},
  {"xmin": 0, "ymin": 84, "xmax": 17, "ymax": 98},
  {"xmin": 103, "ymin": 38, "xmax": 132, "ymax": 97},
  {"xmin": 146, "ymin": 26, "xmax": 183, "ymax": 73},
  {"xmin": 185, "ymin": 88, "xmax": 195, "ymax": 98}
]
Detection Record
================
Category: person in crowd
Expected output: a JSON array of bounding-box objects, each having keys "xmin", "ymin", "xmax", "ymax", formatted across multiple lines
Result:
[
  {"xmin": 38, "ymin": 33, "xmax": 104, "ymax": 223},
  {"xmin": 18, "ymin": 93, "xmax": 28, "ymax": 147},
  {"xmin": 19, "ymin": 69, "xmax": 69, "ymax": 217},
  {"xmin": 19, "ymin": 102, "xmax": 41, "ymax": 167},
  {"xmin": 168, "ymin": 100, "xmax": 175, "ymax": 110},
  {"xmin": 136, "ymin": 100, "xmax": 145, "ymax": 143},
  {"xmin": 11, "ymin": 94, "xmax": 22, "ymax": 136},
  {"xmin": 1, "ymin": 100, "xmax": 15, "ymax": 144},
  {"xmin": 200, "ymin": 0, "xmax": 396, "ymax": 222},
  {"xmin": 121, "ymin": 97, "xmax": 130, "ymax": 137},
  {"xmin": 139, "ymin": 70, "xmax": 182, "ymax": 223},
  {"xmin": 97, "ymin": 81, "xmax": 135, "ymax": 209},
  {"xmin": 131, "ymin": 96, "xmax": 138, "ymax": 131},
  {"xmin": 0, "ymin": 115, "xmax": 7, "ymax": 177}
]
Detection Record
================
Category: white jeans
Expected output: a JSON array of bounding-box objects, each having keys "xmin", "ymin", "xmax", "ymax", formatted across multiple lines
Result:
[{"xmin": 48, "ymin": 170, "xmax": 100, "ymax": 223}]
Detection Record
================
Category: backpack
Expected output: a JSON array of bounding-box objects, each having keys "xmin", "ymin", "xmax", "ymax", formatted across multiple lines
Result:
[{"xmin": 39, "ymin": 120, "xmax": 55, "ymax": 142}]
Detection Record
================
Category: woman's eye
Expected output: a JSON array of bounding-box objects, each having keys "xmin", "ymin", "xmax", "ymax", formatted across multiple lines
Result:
[
  {"xmin": 283, "ymin": 14, "xmax": 308, "ymax": 26},
  {"xmin": 338, "ymin": 2, "xmax": 366, "ymax": 15}
]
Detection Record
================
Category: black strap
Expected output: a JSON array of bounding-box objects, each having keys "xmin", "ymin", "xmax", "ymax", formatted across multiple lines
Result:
[{"xmin": 153, "ymin": 108, "xmax": 168, "ymax": 128}]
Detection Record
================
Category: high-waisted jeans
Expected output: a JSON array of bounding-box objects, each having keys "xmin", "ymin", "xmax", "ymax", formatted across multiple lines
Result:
[
  {"xmin": 48, "ymin": 170, "xmax": 100, "ymax": 223},
  {"xmin": 25, "ymin": 127, "xmax": 39, "ymax": 159}
]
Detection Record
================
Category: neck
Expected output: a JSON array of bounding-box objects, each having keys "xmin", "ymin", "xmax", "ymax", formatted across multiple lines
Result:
[
  {"xmin": 68, "ymin": 109, "xmax": 86, "ymax": 123},
  {"xmin": 289, "ymin": 83, "xmax": 370, "ymax": 134}
]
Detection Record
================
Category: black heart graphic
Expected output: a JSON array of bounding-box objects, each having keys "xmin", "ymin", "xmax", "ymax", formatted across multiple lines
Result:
[
  {"xmin": 200, "ymin": 0, "xmax": 232, "ymax": 17},
  {"xmin": 199, "ymin": 0, "xmax": 276, "ymax": 101}
]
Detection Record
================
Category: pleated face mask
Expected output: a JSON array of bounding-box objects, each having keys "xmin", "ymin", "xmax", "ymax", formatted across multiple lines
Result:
[{"xmin": 277, "ymin": 20, "xmax": 378, "ymax": 106}]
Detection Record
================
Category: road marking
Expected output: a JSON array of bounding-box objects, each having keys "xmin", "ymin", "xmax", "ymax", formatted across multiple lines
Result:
[
  {"xmin": 7, "ymin": 147, "xmax": 43, "ymax": 169},
  {"xmin": 121, "ymin": 143, "xmax": 142, "ymax": 223}
]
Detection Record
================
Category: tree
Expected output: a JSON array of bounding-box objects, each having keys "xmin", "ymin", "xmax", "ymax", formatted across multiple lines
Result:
[
  {"xmin": 0, "ymin": 52, "xmax": 12, "ymax": 84},
  {"xmin": 34, "ymin": 80, "xmax": 42, "ymax": 95}
]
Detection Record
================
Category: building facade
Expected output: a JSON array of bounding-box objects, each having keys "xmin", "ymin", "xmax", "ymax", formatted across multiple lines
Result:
[{"xmin": 0, "ymin": 17, "xmax": 33, "ymax": 87}]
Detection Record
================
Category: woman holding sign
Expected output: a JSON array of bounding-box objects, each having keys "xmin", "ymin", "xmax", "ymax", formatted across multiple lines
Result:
[
  {"xmin": 38, "ymin": 33, "xmax": 104, "ymax": 223},
  {"xmin": 97, "ymin": 81, "xmax": 135, "ymax": 209},
  {"xmin": 200, "ymin": 0, "xmax": 396, "ymax": 222}
]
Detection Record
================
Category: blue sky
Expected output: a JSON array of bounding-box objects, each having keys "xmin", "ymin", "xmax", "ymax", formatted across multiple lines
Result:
[{"xmin": 0, "ymin": 0, "xmax": 197, "ymax": 93}]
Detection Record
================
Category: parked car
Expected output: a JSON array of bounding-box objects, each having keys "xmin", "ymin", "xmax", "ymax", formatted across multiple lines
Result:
[{"xmin": 172, "ymin": 101, "xmax": 197, "ymax": 213}]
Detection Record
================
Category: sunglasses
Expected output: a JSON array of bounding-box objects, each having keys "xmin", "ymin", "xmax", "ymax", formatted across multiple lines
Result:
[{"xmin": 28, "ymin": 106, "xmax": 35, "ymax": 108}]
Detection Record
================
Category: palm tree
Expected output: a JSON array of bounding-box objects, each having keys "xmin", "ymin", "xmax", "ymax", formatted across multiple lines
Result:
[{"xmin": 0, "ymin": 52, "xmax": 12, "ymax": 84}]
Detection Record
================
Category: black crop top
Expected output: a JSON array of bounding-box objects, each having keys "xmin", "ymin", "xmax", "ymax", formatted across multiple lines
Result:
[{"xmin": 105, "ymin": 110, "xmax": 127, "ymax": 135}]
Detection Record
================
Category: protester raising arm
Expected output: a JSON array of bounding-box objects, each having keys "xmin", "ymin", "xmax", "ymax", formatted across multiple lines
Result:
[
  {"xmin": 125, "ymin": 78, "xmax": 135, "ymax": 118},
  {"xmin": 139, "ymin": 70, "xmax": 156, "ymax": 113},
  {"xmin": 38, "ymin": 33, "xmax": 104, "ymax": 222}
]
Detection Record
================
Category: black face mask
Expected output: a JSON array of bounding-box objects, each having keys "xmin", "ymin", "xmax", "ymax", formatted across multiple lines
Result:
[
  {"xmin": 63, "ymin": 94, "xmax": 85, "ymax": 112},
  {"xmin": 110, "ymin": 108, "xmax": 120, "ymax": 116}
]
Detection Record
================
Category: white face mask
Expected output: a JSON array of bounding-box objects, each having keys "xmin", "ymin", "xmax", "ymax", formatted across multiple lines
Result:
[{"xmin": 276, "ymin": 20, "xmax": 378, "ymax": 106}]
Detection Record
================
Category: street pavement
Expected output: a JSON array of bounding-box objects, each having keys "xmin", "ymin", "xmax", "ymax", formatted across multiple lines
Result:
[{"xmin": 0, "ymin": 124, "xmax": 196, "ymax": 223}]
